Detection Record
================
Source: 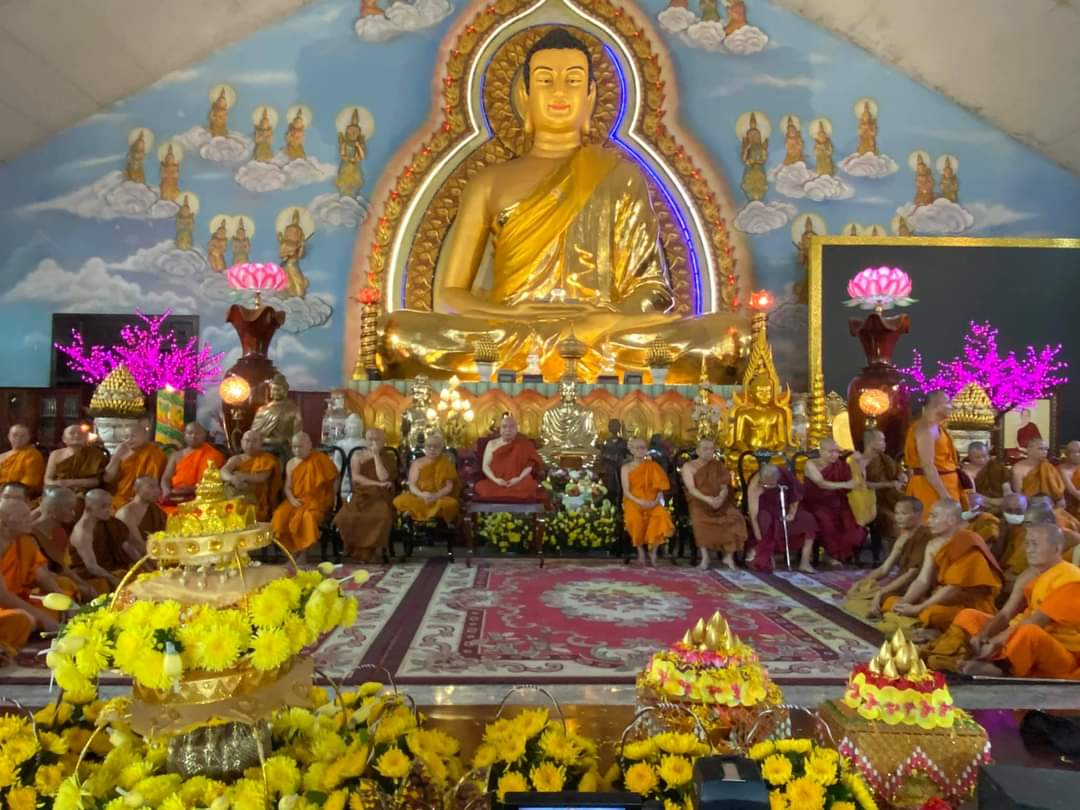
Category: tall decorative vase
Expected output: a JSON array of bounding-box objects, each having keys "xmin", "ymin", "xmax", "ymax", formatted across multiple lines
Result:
[
  {"xmin": 221, "ymin": 305, "xmax": 286, "ymax": 450},
  {"xmin": 847, "ymin": 311, "xmax": 910, "ymax": 455}
]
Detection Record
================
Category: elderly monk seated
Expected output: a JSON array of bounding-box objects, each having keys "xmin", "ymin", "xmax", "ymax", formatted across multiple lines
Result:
[
  {"xmin": 71, "ymin": 490, "xmax": 141, "ymax": 592},
  {"xmin": 0, "ymin": 425, "xmax": 45, "ymax": 500},
  {"xmin": 474, "ymin": 416, "xmax": 546, "ymax": 503},
  {"xmin": 394, "ymin": 432, "xmax": 459, "ymax": 525},
  {"xmin": 1, "ymin": 484, "xmax": 28, "ymax": 504},
  {"xmin": 1026, "ymin": 492, "xmax": 1080, "ymax": 539},
  {"xmin": 803, "ymin": 438, "xmax": 864, "ymax": 565},
  {"xmin": 30, "ymin": 487, "xmax": 94, "ymax": 601},
  {"xmin": 334, "ymin": 428, "xmax": 398, "ymax": 562},
  {"xmin": 846, "ymin": 498, "xmax": 932, "ymax": 620},
  {"xmin": 681, "ymin": 438, "xmax": 746, "ymax": 571},
  {"xmin": 0, "ymin": 499, "xmax": 62, "ymax": 660},
  {"xmin": 905, "ymin": 391, "xmax": 964, "ymax": 519},
  {"xmin": 1012, "ymin": 438, "xmax": 1066, "ymax": 506},
  {"xmin": 45, "ymin": 425, "xmax": 105, "ymax": 497},
  {"xmin": 103, "ymin": 419, "xmax": 166, "ymax": 510},
  {"xmin": 1061, "ymin": 440, "xmax": 1080, "ymax": 521},
  {"xmin": 860, "ymin": 429, "xmax": 906, "ymax": 558},
  {"xmin": 925, "ymin": 523, "xmax": 1080, "ymax": 679},
  {"xmin": 271, "ymin": 433, "xmax": 340, "ymax": 555},
  {"xmin": 160, "ymin": 422, "xmax": 225, "ymax": 510},
  {"xmin": 623, "ymin": 436, "xmax": 675, "ymax": 567},
  {"xmin": 961, "ymin": 441, "xmax": 1011, "ymax": 513},
  {"xmin": 747, "ymin": 464, "xmax": 817, "ymax": 573},
  {"xmin": 961, "ymin": 493, "xmax": 1002, "ymax": 544},
  {"xmin": 116, "ymin": 477, "xmax": 167, "ymax": 555},
  {"xmin": 221, "ymin": 430, "xmax": 281, "ymax": 521},
  {"xmin": 886, "ymin": 499, "xmax": 1002, "ymax": 639},
  {"xmin": 980, "ymin": 493, "xmax": 1030, "ymax": 589}
]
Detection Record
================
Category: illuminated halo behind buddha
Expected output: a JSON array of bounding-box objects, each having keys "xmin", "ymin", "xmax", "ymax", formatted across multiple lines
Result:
[{"xmin": 379, "ymin": 26, "xmax": 750, "ymax": 384}]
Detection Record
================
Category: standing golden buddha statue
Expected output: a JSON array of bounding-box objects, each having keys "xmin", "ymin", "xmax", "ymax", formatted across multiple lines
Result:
[
  {"xmin": 740, "ymin": 113, "xmax": 768, "ymax": 201},
  {"xmin": 383, "ymin": 28, "xmax": 746, "ymax": 383}
]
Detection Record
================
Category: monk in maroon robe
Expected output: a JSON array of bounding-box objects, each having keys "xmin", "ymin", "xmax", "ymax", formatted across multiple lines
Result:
[
  {"xmin": 803, "ymin": 438, "xmax": 866, "ymax": 564},
  {"xmin": 747, "ymin": 464, "xmax": 817, "ymax": 573},
  {"xmin": 474, "ymin": 416, "xmax": 547, "ymax": 503}
]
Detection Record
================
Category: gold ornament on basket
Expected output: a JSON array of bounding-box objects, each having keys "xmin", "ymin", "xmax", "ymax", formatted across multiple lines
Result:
[
  {"xmin": 88, "ymin": 364, "xmax": 146, "ymax": 417},
  {"xmin": 948, "ymin": 383, "xmax": 995, "ymax": 430},
  {"xmin": 865, "ymin": 628, "xmax": 933, "ymax": 683}
]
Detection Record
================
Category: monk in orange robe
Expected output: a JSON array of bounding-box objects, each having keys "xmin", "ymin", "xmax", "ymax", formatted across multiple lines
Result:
[
  {"xmin": 622, "ymin": 437, "xmax": 675, "ymax": 566},
  {"xmin": 1012, "ymin": 438, "xmax": 1066, "ymax": 506},
  {"xmin": 335, "ymin": 428, "xmax": 398, "ymax": 562},
  {"xmin": 887, "ymin": 499, "xmax": 1002, "ymax": 637},
  {"xmin": 0, "ymin": 425, "xmax": 45, "ymax": 499},
  {"xmin": 160, "ymin": 423, "xmax": 226, "ymax": 511},
  {"xmin": 680, "ymin": 438, "xmax": 746, "ymax": 570},
  {"xmin": 846, "ymin": 497, "xmax": 931, "ymax": 620},
  {"xmin": 0, "ymin": 498, "xmax": 62, "ymax": 658},
  {"xmin": 1060, "ymin": 441, "xmax": 1080, "ymax": 521},
  {"xmin": 45, "ymin": 425, "xmax": 106, "ymax": 499},
  {"xmin": 71, "ymin": 490, "xmax": 141, "ymax": 592},
  {"xmin": 961, "ymin": 441, "xmax": 1011, "ymax": 513},
  {"xmin": 272, "ymin": 433, "xmax": 340, "ymax": 555},
  {"xmin": 103, "ymin": 420, "xmax": 167, "ymax": 510},
  {"xmin": 221, "ymin": 430, "xmax": 281, "ymax": 522},
  {"xmin": 393, "ymin": 432, "xmax": 459, "ymax": 523},
  {"xmin": 983, "ymin": 494, "xmax": 1031, "ymax": 588},
  {"xmin": 927, "ymin": 523, "xmax": 1080, "ymax": 678},
  {"xmin": 116, "ymin": 477, "xmax": 167, "ymax": 555},
  {"xmin": 31, "ymin": 487, "xmax": 94, "ymax": 600},
  {"xmin": 961, "ymin": 493, "xmax": 1001, "ymax": 544},
  {"xmin": 474, "ymin": 416, "xmax": 546, "ymax": 503},
  {"xmin": 904, "ymin": 391, "xmax": 964, "ymax": 520}
]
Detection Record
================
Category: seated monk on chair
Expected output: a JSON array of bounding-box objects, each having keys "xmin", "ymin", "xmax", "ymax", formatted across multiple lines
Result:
[
  {"xmin": 71, "ymin": 489, "xmax": 142, "ymax": 592},
  {"xmin": 622, "ymin": 436, "xmax": 675, "ymax": 567},
  {"xmin": 30, "ymin": 487, "xmax": 94, "ymax": 601},
  {"xmin": 0, "ymin": 499, "xmax": 62, "ymax": 661},
  {"xmin": 0, "ymin": 425, "xmax": 45, "ymax": 500},
  {"xmin": 1012, "ymin": 438, "xmax": 1066, "ymax": 507},
  {"xmin": 926, "ymin": 522, "xmax": 1080, "ymax": 679},
  {"xmin": 221, "ymin": 430, "xmax": 281, "ymax": 521},
  {"xmin": 160, "ymin": 423, "xmax": 225, "ymax": 510},
  {"xmin": 886, "ymin": 498, "xmax": 1002, "ymax": 640},
  {"xmin": 1060, "ymin": 440, "xmax": 1080, "ymax": 521},
  {"xmin": 681, "ymin": 438, "xmax": 746, "ymax": 571},
  {"xmin": 272, "ymin": 433, "xmax": 339, "ymax": 556},
  {"xmin": 746, "ymin": 463, "xmax": 817, "ymax": 573},
  {"xmin": 803, "ymin": 438, "xmax": 864, "ymax": 565},
  {"xmin": 904, "ymin": 391, "xmax": 964, "ymax": 519},
  {"xmin": 393, "ymin": 432, "xmax": 459, "ymax": 525},
  {"xmin": 961, "ymin": 441, "xmax": 1011, "ymax": 513},
  {"xmin": 45, "ymin": 425, "xmax": 105, "ymax": 496},
  {"xmin": 116, "ymin": 477, "xmax": 167, "ymax": 554},
  {"xmin": 103, "ymin": 419, "xmax": 166, "ymax": 510},
  {"xmin": 474, "ymin": 416, "xmax": 546, "ymax": 503},
  {"xmin": 334, "ymin": 428, "xmax": 398, "ymax": 562},
  {"xmin": 846, "ymin": 497, "xmax": 932, "ymax": 621}
]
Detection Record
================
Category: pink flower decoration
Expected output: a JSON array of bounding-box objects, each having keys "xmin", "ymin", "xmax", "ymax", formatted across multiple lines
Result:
[
  {"xmin": 226, "ymin": 262, "xmax": 288, "ymax": 292},
  {"xmin": 845, "ymin": 266, "xmax": 915, "ymax": 310}
]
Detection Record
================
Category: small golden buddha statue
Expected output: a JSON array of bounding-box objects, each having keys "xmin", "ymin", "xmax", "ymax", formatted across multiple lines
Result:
[
  {"xmin": 740, "ymin": 113, "xmax": 768, "ymax": 201},
  {"xmin": 404, "ymin": 375, "xmax": 435, "ymax": 447},
  {"xmin": 125, "ymin": 130, "xmax": 147, "ymax": 184},
  {"xmin": 541, "ymin": 380, "xmax": 597, "ymax": 459},
  {"xmin": 175, "ymin": 196, "xmax": 194, "ymax": 251},
  {"xmin": 250, "ymin": 374, "xmax": 304, "ymax": 452},
  {"xmin": 382, "ymin": 28, "xmax": 746, "ymax": 383},
  {"xmin": 277, "ymin": 210, "xmax": 309, "ymax": 298},
  {"xmin": 813, "ymin": 121, "xmax": 833, "ymax": 176},
  {"xmin": 782, "ymin": 116, "xmax": 804, "ymax": 165},
  {"xmin": 913, "ymin": 153, "xmax": 935, "ymax": 206},
  {"xmin": 208, "ymin": 89, "xmax": 230, "ymax": 138},
  {"xmin": 253, "ymin": 108, "xmax": 274, "ymax": 162},
  {"xmin": 231, "ymin": 219, "xmax": 251, "ymax": 266},
  {"xmin": 336, "ymin": 109, "xmax": 366, "ymax": 198},
  {"xmin": 285, "ymin": 110, "xmax": 306, "ymax": 161},
  {"xmin": 159, "ymin": 144, "xmax": 180, "ymax": 202},
  {"xmin": 856, "ymin": 101, "xmax": 878, "ymax": 156},
  {"xmin": 727, "ymin": 313, "xmax": 791, "ymax": 453},
  {"xmin": 939, "ymin": 157, "xmax": 959, "ymax": 203},
  {"xmin": 207, "ymin": 221, "xmax": 228, "ymax": 272}
]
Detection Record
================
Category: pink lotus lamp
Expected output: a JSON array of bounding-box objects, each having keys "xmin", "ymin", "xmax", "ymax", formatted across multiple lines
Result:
[
  {"xmin": 226, "ymin": 262, "xmax": 287, "ymax": 308},
  {"xmin": 845, "ymin": 266, "xmax": 916, "ymax": 312}
]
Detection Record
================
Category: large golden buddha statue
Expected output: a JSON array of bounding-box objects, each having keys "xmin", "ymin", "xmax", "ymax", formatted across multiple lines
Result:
[{"xmin": 383, "ymin": 28, "xmax": 745, "ymax": 383}]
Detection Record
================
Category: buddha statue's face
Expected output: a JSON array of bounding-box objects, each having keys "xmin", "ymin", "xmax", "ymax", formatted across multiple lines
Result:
[
  {"xmin": 560, "ymin": 381, "xmax": 576, "ymax": 403},
  {"xmin": 524, "ymin": 48, "xmax": 594, "ymax": 136},
  {"xmin": 269, "ymin": 380, "xmax": 287, "ymax": 401},
  {"xmin": 751, "ymin": 379, "xmax": 774, "ymax": 406}
]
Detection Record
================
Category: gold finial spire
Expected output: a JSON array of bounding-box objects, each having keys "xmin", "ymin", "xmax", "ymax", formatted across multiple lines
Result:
[
  {"xmin": 89, "ymin": 365, "xmax": 146, "ymax": 418},
  {"xmin": 194, "ymin": 462, "xmax": 225, "ymax": 503}
]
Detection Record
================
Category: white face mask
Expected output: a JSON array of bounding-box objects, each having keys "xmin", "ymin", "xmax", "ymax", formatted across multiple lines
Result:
[
  {"xmin": 961, "ymin": 510, "xmax": 979, "ymax": 521},
  {"xmin": 1004, "ymin": 513, "xmax": 1026, "ymax": 526}
]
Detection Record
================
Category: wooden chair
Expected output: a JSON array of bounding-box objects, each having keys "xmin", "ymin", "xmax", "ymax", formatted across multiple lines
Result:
[
  {"xmin": 316, "ymin": 444, "xmax": 347, "ymax": 563},
  {"xmin": 397, "ymin": 447, "xmax": 460, "ymax": 563}
]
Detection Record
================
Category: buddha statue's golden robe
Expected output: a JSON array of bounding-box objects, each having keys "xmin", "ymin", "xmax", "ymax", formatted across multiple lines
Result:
[{"xmin": 386, "ymin": 145, "xmax": 741, "ymax": 382}]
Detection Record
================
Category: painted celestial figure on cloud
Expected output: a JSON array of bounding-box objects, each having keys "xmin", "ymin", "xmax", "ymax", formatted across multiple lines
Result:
[
  {"xmin": 938, "ymin": 155, "xmax": 960, "ymax": 203},
  {"xmin": 207, "ymin": 215, "xmax": 230, "ymax": 273},
  {"xmin": 782, "ymin": 115, "xmax": 804, "ymax": 166},
  {"xmin": 335, "ymin": 106, "xmax": 374, "ymax": 198},
  {"xmin": 252, "ymin": 106, "xmax": 278, "ymax": 163},
  {"xmin": 284, "ymin": 106, "xmax": 311, "ymax": 161},
  {"xmin": 125, "ymin": 128, "xmax": 153, "ymax": 184},
  {"xmin": 838, "ymin": 98, "xmax": 899, "ymax": 179},
  {"xmin": 230, "ymin": 216, "xmax": 254, "ymax": 266},
  {"xmin": 737, "ymin": 111, "xmax": 769, "ymax": 202},
  {"xmin": 276, "ymin": 206, "xmax": 315, "ymax": 299},
  {"xmin": 811, "ymin": 118, "xmax": 834, "ymax": 176},
  {"xmin": 174, "ymin": 192, "xmax": 199, "ymax": 250},
  {"xmin": 207, "ymin": 85, "xmax": 235, "ymax": 138},
  {"xmin": 911, "ymin": 150, "xmax": 935, "ymax": 207},
  {"xmin": 656, "ymin": 0, "xmax": 766, "ymax": 53},
  {"xmin": 157, "ymin": 142, "xmax": 183, "ymax": 202}
]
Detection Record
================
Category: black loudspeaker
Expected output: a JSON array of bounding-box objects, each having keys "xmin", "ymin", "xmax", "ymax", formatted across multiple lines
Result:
[
  {"xmin": 978, "ymin": 764, "xmax": 1080, "ymax": 809},
  {"xmin": 692, "ymin": 756, "xmax": 770, "ymax": 810}
]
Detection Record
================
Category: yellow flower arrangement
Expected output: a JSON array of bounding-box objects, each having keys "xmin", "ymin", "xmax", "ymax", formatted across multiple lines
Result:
[
  {"xmin": 617, "ymin": 731, "xmax": 708, "ymax": 807},
  {"xmin": 749, "ymin": 738, "xmax": 877, "ymax": 810}
]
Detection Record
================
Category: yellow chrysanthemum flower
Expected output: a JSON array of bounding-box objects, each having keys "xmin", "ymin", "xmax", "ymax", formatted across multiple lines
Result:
[
  {"xmin": 531, "ymin": 762, "xmax": 566, "ymax": 792},
  {"xmin": 761, "ymin": 753, "xmax": 794, "ymax": 787},
  {"xmin": 6, "ymin": 786, "xmax": 37, "ymax": 810},
  {"xmin": 785, "ymin": 776, "xmax": 826, "ymax": 809},
  {"xmin": 578, "ymin": 769, "xmax": 600, "ymax": 792},
  {"xmin": 654, "ymin": 732, "xmax": 698, "ymax": 756},
  {"xmin": 251, "ymin": 627, "xmax": 292, "ymax": 671},
  {"xmin": 768, "ymin": 792, "xmax": 789, "ymax": 810},
  {"xmin": 472, "ymin": 743, "xmax": 498, "ymax": 769},
  {"xmin": 513, "ymin": 708, "xmax": 549, "ymax": 739},
  {"xmin": 622, "ymin": 739, "xmax": 657, "ymax": 761},
  {"xmin": 775, "ymin": 738, "xmax": 813, "ymax": 755},
  {"xmin": 0, "ymin": 755, "xmax": 17, "ymax": 790},
  {"xmin": 133, "ymin": 774, "xmax": 184, "ymax": 805},
  {"xmin": 2, "ymin": 733, "xmax": 39, "ymax": 765},
  {"xmin": 831, "ymin": 802, "xmax": 857, "ymax": 810},
  {"xmin": 749, "ymin": 740, "xmax": 776, "ymax": 761},
  {"xmin": 624, "ymin": 762, "xmax": 659, "ymax": 796},
  {"xmin": 264, "ymin": 755, "xmax": 301, "ymax": 796},
  {"xmin": 229, "ymin": 777, "xmax": 268, "ymax": 810},
  {"xmin": 193, "ymin": 623, "xmax": 247, "ymax": 672},
  {"xmin": 804, "ymin": 752, "xmax": 838, "ymax": 786},
  {"xmin": 33, "ymin": 701, "xmax": 73, "ymax": 728},
  {"xmin": 538, "ymin": 729, "xmax": 581, "ymax": 764},
  {"xmin": 249, "ymin": 586, "xmax": 292, "ymax": 628},
  {"xmin": 658, "ymin": 755, "xmax": 693, "ymax": 788},
  {"xmin": 148, "ymin": 601, "xmax": 182, "ymax": 631},
  {"xmin": 39, "ymin": 732, "xmax": 68, "ymax": 756},
  {"xmin": 311, "ymin": 730, "xmax": 347, "ymax": 763},
  {"xmin": 496, "ymin": 771, "xmax": 528, "ymax": 801},
  {"xmin": 497, "ymin": 735, "xmax": 527, "ymax": 764},
  {"xmin": 34, "ymin": 763, "xmax": 66, "ymax": 796},
  {"xmin": 358, "ymin": 682, "xmax": 383, "ymax": 697},
  {"xmin": 375, "ymin": 747, "xmax": 412, "ymax": 780}
]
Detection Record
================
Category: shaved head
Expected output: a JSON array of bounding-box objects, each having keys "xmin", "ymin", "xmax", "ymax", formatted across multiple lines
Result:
[
  {"xmin": 40, "ymin": 486, "xmax": 77, "ymax": 522},
  {"xmin": 0, "ymin": 497, "xmax": 32, "ymax": 536},
  {"xmin": 759, "ymin": 464, "xmax": 780, "ymax": 485},
  {"xmin": 1001, "ymin": 493, "xmax": 1028, "ymax": 515},
  {"xmin": 84, "ymin": 489, "xmax": 113, "ymax": 519},
  {"xmin": 1066, "ymin": 441, "xmax": 1080, "ymax": 464}
]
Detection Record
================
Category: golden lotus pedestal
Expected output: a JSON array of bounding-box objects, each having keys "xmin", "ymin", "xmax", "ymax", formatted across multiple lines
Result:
[{"xmin": 817, "ymin": 699, "xmax": 991, "ymax": 809}]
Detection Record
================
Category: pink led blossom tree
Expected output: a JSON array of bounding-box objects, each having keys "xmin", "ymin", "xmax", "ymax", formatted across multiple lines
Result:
[
  {"xmin": 899, "ymin": 321, "xmax": 1068, "ymax": 414},
  {"xmin": 55, "ymin": 309, "xmax": 224, "ymax": 394}
]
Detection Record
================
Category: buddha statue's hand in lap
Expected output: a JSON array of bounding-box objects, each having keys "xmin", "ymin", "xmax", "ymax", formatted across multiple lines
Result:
[{"xmin": 385, "ymin": 28, "xmax": 739, "ymax": 382}]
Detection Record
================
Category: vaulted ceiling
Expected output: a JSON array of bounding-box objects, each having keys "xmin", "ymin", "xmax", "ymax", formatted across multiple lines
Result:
[{"xmin": 1, "ymin": 0, "xmax": 1077, "ymax": 172}]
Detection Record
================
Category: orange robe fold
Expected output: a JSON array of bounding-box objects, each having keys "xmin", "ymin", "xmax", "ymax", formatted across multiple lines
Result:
[
  {"xmin": 919, "ymin": 529, "xmax": 1002, "ymax": 629},
  {"xmin": 968, "ymin": 513, "xmax": 1000, "ymax": 544},
  {"xmin": 998, "ymin": 525, "xmax": 1029, "ymax": 576},
  {"xmin": 904, "ymin": 425, "xmax": 962, "ymax": 520},
  {"xmin": 393, "ymin": 455, "xmax": 459, "ymax": 523},
  {"xmin": 624, "ymin": 459, "xmax": 674, "ymax": 548},
  {"xmin": 111, "ymin": 444, "xmax": 167, "ymax": 510},
  {"xmin": 334, "ymin": 452, "xmax": 398, "ymax": 561},
  {"xmin": 474, "ymin": 436, "xmax": 546, "ymax": 502},
  {"xmin": 31, "ymin": 523, "xmax": 71, "ymax": 570},
  {"xmin": 866, "ymin": 453, "xmax": 902, "ymax": 539},
  {"xmin": 53, "ymin": 446, "xmax": 107, "ymax": 492},
  {"xmin": 0, "ymin": 535, "xmax": 48, "ymax": 655},
  {"xmin": 234, "ymin": 452, "xmax": 282, "ymax": 522},
  {"xmin": 138, "ymin": 503, "xmax": 168, "ymax": 538},
  {"xmin": 1065, "ymin": 467, "xmax": 1080, "ymax": 520},
  {"xmin": 271, "ymin": 452, "xmax": 339, "ymax": 553},
  {"xmin": 164, "ymin": 445, "xmax": 226, "ymax": 512},
  {"xmin": 0, "ymin": 447, "xmax": 45, "ymax": 498},
  {"xmin": 1020, "ymin": 460, "xmax": 1066, "ymax": 501},
  {"xmin": 973, "ymin": 460, "xmax": 1009, "ymax": 500},
  {"xmin": 72, "ymin": 517, "xmax": 131, "ymax": 583},
  {"xmin": 687, "ymin": 460, "xmax": 747, "ymax": 553}
]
